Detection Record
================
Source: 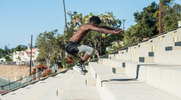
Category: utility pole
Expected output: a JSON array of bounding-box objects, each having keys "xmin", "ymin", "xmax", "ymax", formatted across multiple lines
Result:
[
  {"xmin": 30, "ymin": 35, "xmax": 33, "ymax": 75},
  {"xmin": 122, "ymin": 19, "xmax": 126, "ymax": 30},
  {"xmin": 159, "ymin": 0, "xmax": 161, "ymax": 34},
  {"xmin": 63, "ymin": 0, "xmax": 68, "ymax": 34}
]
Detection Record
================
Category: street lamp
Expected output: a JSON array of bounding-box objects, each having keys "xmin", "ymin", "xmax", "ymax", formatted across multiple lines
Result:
[
  {"xmin": 63, "ymin": 0, "xmax": 68, "ymax": 34},
  {"xmin": 67, "ymin": 11, "xmax": 77, "ymax": 18}
]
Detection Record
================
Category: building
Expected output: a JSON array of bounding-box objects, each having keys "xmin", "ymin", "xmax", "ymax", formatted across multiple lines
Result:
[
  {"xmin": 13, "ymin": 48, "xmax": 39, "ymax": 65},
  {"xmin": 0, "ymin": 57, "xmax": 6, "ymax": 62}
]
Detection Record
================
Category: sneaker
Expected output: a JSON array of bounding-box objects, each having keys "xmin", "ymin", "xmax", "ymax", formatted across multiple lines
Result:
[
  {"xmin": 82, "ymin": 66, "xmax": 88, "ymax": 73},
  {"xmin": 73, "ymin": 64, "xmax": 85, "ymax": 75}
]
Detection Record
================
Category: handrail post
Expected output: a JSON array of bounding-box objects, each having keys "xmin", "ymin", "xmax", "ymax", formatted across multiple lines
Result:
[{"xmin": 8, "ymin": 76, "xmax": 10, "ymax": 91}]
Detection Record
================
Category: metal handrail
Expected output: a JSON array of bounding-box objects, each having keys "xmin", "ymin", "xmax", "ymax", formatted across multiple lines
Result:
[{"xmin": 0, "ymin": 64, "xmax": 57, "ymax": 91}]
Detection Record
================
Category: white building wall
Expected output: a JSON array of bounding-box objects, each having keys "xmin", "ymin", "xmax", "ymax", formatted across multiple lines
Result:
[
  {"xmin": 0, "ymin": 57, "xmax": 6, "ymax": 62},
  {"xmin": 13, "ymin": 51, "xmax": 20, "ymax": 62},
  {"xmin": 12, "ymin": 48, "xmax": 39, "ymax": 63}
]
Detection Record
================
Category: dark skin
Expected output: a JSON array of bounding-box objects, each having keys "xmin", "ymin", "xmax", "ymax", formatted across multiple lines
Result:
[{"xmin": 69, "ymin": 22, "xmax": 124, "ymax": 61}]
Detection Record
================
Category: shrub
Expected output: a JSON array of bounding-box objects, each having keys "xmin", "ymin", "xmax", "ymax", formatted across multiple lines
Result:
[
  {"xmin": 38, "ymin": 64, "xmax": 47, "ymax": 71},
  {"xmin": 42, "ymin": 69, "xmax": 52, "ymax": 77}
]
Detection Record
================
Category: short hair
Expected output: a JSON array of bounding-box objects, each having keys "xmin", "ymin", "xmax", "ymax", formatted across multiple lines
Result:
[{"xmin": 89, "ymin": 16, "xmax": 101, "ymax": 24}]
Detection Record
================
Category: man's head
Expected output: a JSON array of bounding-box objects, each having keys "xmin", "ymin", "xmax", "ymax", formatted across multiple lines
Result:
[{"xmin": 89, "ymin": 16, "xmax": 101, "ymax": 27}]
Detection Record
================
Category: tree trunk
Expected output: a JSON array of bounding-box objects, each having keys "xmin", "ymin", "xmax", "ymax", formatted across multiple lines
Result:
[
  {"xmin": 46, "ymin": 59, "xmax": 51, "ymax": 69},
  {"xmin": 95, "ymin": 49, "xmax": 100, "ymax": 58}
]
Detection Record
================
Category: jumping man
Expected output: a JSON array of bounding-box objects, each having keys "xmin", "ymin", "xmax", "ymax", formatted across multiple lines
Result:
[{"xmin": 65, "ymin": 16, "xmax": 124, "ymax": 75}]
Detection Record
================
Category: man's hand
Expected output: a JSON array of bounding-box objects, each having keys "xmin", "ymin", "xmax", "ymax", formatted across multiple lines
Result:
[
  {"xmin": 114, "ymin": 30, "xmax": 124, "ymax": 34},
  {"xmin": 115, "ymin": 28, "xmax": 122, "ymax": 31}
]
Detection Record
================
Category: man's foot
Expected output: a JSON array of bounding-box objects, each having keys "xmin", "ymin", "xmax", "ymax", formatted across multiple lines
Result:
[
  {"xmin": 73, "ymin": 64, "xmax": 85, "ymax": 75},
  {"xmin": 82, "ymin": 66, "xmax": 88, "ymax": 73}
]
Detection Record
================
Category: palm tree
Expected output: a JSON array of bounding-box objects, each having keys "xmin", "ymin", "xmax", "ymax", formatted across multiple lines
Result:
[{"xmin": 63, "ymin": 0, "xmax": 68, "ymax": 34}]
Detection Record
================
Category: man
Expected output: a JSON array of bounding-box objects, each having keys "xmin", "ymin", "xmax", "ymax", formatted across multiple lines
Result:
[{"xmin": 65, "ymin": 16, "xmax": 124, "ymax": 75}]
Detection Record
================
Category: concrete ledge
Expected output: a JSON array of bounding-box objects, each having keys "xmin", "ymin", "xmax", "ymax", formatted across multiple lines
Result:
[
  {"xmin": 108, "ymin": 54, "xmax": 115, "ymax": 59},
  {"xmin": 115, "ymin": 54, "xmax": 121, "ymax": 60},
  {"xmin": 98, "ymin": 59, "xmax": 103, "ymax": 64},
  {"xmin": 118, "ymin": 53, "xmax": 132, "ymax": 60},
  {"xmin": 139, "ymin": 57, "xmax": 154, "ymax": 63},
  {"xmin": 165, "ymin": 46, "xmax": 181, "ymax": 51},
  {"xmin": 173, "ymin": 46, "xmax": 181, "ymax": 50},
  {"xmin": 112, "ymin": 67, "xmax": 125, "ymax": 74},
  {"xmin": 154, "ymin": 50, "xmax": 181, "ymax": 65},
  {"xmin": 85, "ymin": 78, "xmax": 96, "ymax": 86},
  {"xmin": 118, "ymin": 50, "xmax": 127, "ymax": 54},
  {"xmin": 146, "ymin": 65, "xmax": 181, "ymax": 98},
  {"xmin": 57, "ymin": 89, "xmax": 64, "ymax": 97},
  {"xmin": 175, "ymin": 41, "xmax": 181, "ymax": 46},
  {"xmin": 85, "ymin": 65, "xmax": 90, "ymax": 69},
  {"xmin": 89, "ymin": 62, "xmax": 181, "ymax": 100}
]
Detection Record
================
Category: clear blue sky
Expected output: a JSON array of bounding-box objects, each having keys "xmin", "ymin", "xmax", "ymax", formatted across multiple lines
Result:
[{"xmin": 0, "ymin": 0, "xmax": 180, "ymax": 50}]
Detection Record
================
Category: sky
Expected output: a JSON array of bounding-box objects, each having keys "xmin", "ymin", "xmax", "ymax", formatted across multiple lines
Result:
[{"xmin": 0, "ymin": 0, "xmax": 180, "ymax": 50}]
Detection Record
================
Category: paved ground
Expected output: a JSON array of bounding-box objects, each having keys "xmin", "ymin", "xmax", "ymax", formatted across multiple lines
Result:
[{"xmin": 0, "ymin": 68, "xmax": 101, "ymax": 100}]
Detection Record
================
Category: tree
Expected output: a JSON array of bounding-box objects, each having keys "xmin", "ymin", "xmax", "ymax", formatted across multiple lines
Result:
[
  {"xmin": 5, "ymin": 56, "xmax": 12, "ymax": 61},
  {"xmin": 124, "ymin": 1, "xmax": 181, "ymax": 44},
  {"xmin": 0, "ymin": 48, "xmax": 5, "ymax": 57},
  {"xmin": 36, "ymin": 29, "xmax": 63, "ymax": 68},
  {"xmin": 15, "ymin": 45, "xmax": 28, "ymax": 51},
  {"xmin": 133, "ymin": 2, "xmax": 158, "ymax": 38},
  {"xmin": 67, "ymin": 12, "xmax": 123, "ymax": 58},
  {"xmin": 159, "ymin": 0, "xmax": 181, "ymax": 32}
]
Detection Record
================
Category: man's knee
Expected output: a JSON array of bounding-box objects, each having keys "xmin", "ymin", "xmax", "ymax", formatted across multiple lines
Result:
[{"xmin": 87, "ymin": 47, "xmax": 94, "ymax": 55}]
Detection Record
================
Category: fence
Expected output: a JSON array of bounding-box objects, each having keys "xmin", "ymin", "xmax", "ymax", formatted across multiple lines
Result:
[
  {"xmin": 2, "ymin": 61, "xmax": 34, "ymax": 66},
  {"xmin": 0, "ymin": 63, "xmax": 58, "ymax": 91}
]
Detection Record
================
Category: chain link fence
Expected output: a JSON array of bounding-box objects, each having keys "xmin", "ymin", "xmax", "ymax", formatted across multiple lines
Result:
[{"xmin": 0, "ymin": 63, "xmax": 58, "ymax": 91}]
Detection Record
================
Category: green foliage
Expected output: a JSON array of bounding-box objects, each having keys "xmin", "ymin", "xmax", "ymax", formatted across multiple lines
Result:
[
  {"xmin": 5, "ymin": 56, "xmax": 12, "ymax": 61},
  {"xmin": 0, "ymin": 48, "xmax": 5, "ymax": 58},
  {"xmin": 0, "ymin": 46, "xmax": 14, "ymax": 58},
  {"xmin": 159, "ymin": 1, "xmax": 181, "ymax": 32},
  {"xmin": 36, "ymin": 29, "xmax": 64, "ymax": 67},
  {"xmin": 90, "ymin": 12, "xmax": 94, "ymax": 16},
  {"xmin": 15, "ymin": 45, "xmax": 28, "ymax": 51},
  {"xmin": 124, "ymin": 1, "xmax": 181, "ymax": 44}
]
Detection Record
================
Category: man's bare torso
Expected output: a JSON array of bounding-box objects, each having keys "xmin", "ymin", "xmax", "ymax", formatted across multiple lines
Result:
[{"xmin": 69, "ymin": 23, "xmax": 92, "ymax": 43}]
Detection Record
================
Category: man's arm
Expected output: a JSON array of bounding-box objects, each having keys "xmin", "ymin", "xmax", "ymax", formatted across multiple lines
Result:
[
  {"xmin": 99, "ymin": 26, "xmax": 122, "ymax": 32},
  {"xmin": 98, "ymin": 26, "xmax": 115, "ymax": 30},
  {"xmin": 89, "ymin": 26, "xmax": 124, "ymax": 34}
]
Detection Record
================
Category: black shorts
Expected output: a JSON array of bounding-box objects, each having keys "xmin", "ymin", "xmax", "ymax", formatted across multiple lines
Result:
[{"xmin": 65, "ymin": 41, "xmax": 81, "ymax": 57}]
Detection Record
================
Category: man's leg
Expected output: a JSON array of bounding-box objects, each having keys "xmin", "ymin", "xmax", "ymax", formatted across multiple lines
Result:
[
  {"xmin": 77, "ymin": 45, "xmax": 94, "ymax": 64},
  {"xmin": 72, "ymin": 45, "xmax": 94, "ymax": 75},
  {"xmin": 82, "ymin": 53, "xmax": 90, "ymax": 61}
]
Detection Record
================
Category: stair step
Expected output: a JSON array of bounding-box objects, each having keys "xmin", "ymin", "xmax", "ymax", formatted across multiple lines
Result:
[
  {"xmin": 99, "ymin": 58, "xmax": 181, "ymax": 98},
  {"xmin": 112, "ymin": 67, "xmax": 125, "ymax": 74},
  {"xmin": 154, "ymin": 50, "xmax": 181, "ymax": 65},
  {"xmin": 165, "ymin": 46, "xmax": 181, "ymax": 51},
  {"xmin": 175, "ymin": 41, "xmax": 181, "ymax": 46},
  {"xmin": 139, "ymin": 57, "xmax": 154, "ymax": 63},
  {"xmin": 85, "ymin": 78, "xmax": 96, "ymax": 86},
  {"xmin": 89, "ymin": 62, "xmax": 181, "ymax": 100}
]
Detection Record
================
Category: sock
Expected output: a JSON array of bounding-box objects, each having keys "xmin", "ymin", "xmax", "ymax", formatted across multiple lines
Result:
[{"xmin": 78, "ymin": 59, "xmax": 85, "ymax": 65}]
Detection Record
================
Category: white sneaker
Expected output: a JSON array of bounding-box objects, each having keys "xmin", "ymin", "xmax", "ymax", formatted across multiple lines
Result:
[
  {"xmin": 82, "ymin": 66, "xmax": 88, "ymax": 73},
  {"xmin": 73, "ymin": 65, "xmax": 85, "ymax": 75}
]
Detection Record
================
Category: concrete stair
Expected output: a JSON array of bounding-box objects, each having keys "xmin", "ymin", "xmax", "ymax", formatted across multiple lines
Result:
[
  {"xmin": 87, "ymin": 27, "xmax": 181, "ymax": 100},
  {"xmin": 88, "ymin": 62, "xmax": 181, "ymax": 100}
]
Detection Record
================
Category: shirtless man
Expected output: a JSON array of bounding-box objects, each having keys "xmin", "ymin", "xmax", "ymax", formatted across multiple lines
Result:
[{"xmin": 65, "ymin": 16, "xmax": 124, "ymax": 75}]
